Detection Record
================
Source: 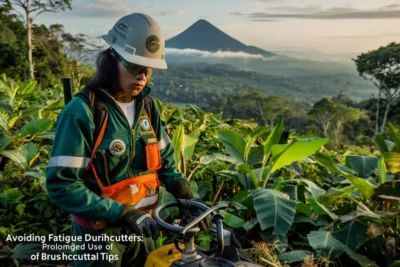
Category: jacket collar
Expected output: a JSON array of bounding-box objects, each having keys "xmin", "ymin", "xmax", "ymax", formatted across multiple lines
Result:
[{"xmin": 98, "ymin": 86, "xmax": 152, "ymax": 102}]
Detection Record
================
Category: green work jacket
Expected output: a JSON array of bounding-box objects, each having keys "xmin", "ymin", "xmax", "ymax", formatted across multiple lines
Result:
[{"xmin": 46, "ymin": 86, "xmax": 183, "ymax": 224}]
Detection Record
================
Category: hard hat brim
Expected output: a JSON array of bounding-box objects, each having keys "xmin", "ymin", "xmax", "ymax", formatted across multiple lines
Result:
[{"xmin": 102, "ymin": 35, "xmax": 167, "ymax": 70}]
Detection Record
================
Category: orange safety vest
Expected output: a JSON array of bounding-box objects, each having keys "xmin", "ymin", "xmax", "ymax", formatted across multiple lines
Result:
[{"xmin": 72, "ymin": 106, "xmax": 162, "ymax": 230}]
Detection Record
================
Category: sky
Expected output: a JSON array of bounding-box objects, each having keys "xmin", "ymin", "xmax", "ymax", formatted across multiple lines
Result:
[{"xmin": 30, "ymin": 0, "xmax": 400, "ymax": 55}]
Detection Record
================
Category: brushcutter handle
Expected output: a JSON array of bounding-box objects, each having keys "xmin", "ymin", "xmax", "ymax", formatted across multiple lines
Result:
[
  {"xmin": 62, "ymin": 78, "xmax": 73, "ymax": 105},
  {"xmin": 152, "ymin": 200, "xmax": 228, "ymax": 235}
]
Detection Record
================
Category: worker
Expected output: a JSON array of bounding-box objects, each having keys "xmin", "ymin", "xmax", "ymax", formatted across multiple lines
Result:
[{"xmin": 46, "ymin": 13, "xmax": 209, "ymax": 267}]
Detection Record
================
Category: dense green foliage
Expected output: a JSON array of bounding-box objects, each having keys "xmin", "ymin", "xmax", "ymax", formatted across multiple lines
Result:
[
  {"xmin": 0, "ymin": 76, "xmax": 399, "ymax": 267},
  {"xmin": 0, "ymin": 5, "xmax": 94, "ymax": 89}
]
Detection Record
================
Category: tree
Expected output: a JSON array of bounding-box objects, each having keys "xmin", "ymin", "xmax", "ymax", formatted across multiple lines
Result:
[
  {"xmin": 62, "ymin": 32, "xmax": 99, "ymax": 88},
  {"xmin": 9, "ymin": 0, "xmax": 71, "ymax": 79},
  {"xmin": 330, "ymin": 103, "xmax": 361, "ymax": 146},
  {"xmin": 308, "ymin": 98, "xmax": 335, "ymax": 137},
  {"xmin": 260, "ymin": 95, "xmax": 292, "ymax": 127},
  {"xmin": 353, "ymin": 42, "xmax": 400, "ymax": 134}
]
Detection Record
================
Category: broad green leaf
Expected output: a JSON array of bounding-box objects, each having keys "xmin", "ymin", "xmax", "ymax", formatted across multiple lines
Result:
[
  {"xmin": 375, "ymin": 181, "xmax": 400, "ymax": 198},
  {"xmin": 0, "ymin": 134, "xmax": 13, "ymax": 152},
  {"xmin": 19, "ymin": 118, "xmax": 53, "ymax": 136},
  {"xmin": 307, "ymin": 198, "xmax": 338, "ymax": 220},
  {"xmin": 11, "ymin": 243, "xmax": 43, "ymax": 260},
  {"xmin": 281, "ymin": 184, "xmax": 297, "ymax": 200},
  {"xmin": 294, "ymin": 214, "xmax": 328, "ymax": 226},
  {"xmin": 219, "ymin": 210, "xmax": 245, "ymax": 228},
  {"xmin": 198, "ymin": 184, "xmax": 209, "ymax": 200},
  {"xmin": 243, "ymin": 218, "xmax": 258, "ymax": 232},
  {"xmin": 383, "ymin": 152, "xmax": 400, "ymax": 174},
  {"xmin": 280, "ymin": 179, "xmax": 326, "ymax": 198},
  {"xmin": 217, "ymin": 130, "xmax": 246, "ymax": 164},
  {"xmin": 253, "ymin": 166, "xmax": 271, "ymax": 182},
  {"xmin": 332, "ymin": 220, "xmax": 368, "ymax": 251},
  {"xmin": 238, "ymin": 163, "xmax": 259, "ymax": 188},
  {"xmin": 219, "ymin": 170, "xmax": 252, "ymax": 189},
  {"xmin": 214, "ymin": 112, "xmax": 223, "ymax": 121},
  {"xmin": 251, "ymin": 189, "xmax": 296, "ymax": 237},
  {"xmin": 308, "ymin": 230, "xmax": 374, "ymax": 266},
  {"xmin": 183, "ymin": 131, "xmax": 200, "ymax": 161},
  {"xmin": 295, "ymin": 202, "xmax": 312, "ymax": 217},
  {"xmin": 229, "ymin": 201, "xmax": 248, "ymax": 211},
  {"xmin": 271, "ymin": 144, "xmax": 288, "ymax": 157},
  {"xmin": 18, "ymin": 80, "xmax": 37, "ymax": 95},
  {"xmin": 378, "ymin": 158, "xmax": 387, "ymax": 185},
  {"xmin": 7, "ymin": 115, "xmax": 19, "ymax": 129},
  {"xmin": 23, "ymin": 143, "xmax": 38, "ymax": 168},
  {"xmin": 385, "ymin": 123, "xmax": 400, "ymax": 149},
  {"xmin": 374, "ymin": 135, "xmax": 389, "ymax": 154},
  {"xmin": 0, "ymin": 102, "xmax": 13, "ymax": 113},
  {"xmin": 21, "ymin": 104, "xmax": 44, "ymax": 118},
  {"xmin": 314, "ymin": 153, "xmax": 376, "ymax": 199},
  {"xmin": 165, "ymin": 109, "xmax": 183, "ymax": 124},
  {"xmin": 0, "ymin": 112, "xmax": 8, "ymax": 130},
  {"xmin": 342, "ymin": 174, "xmax": 376, "ymax": 200},
  {"xmin": 279, "ymin": 250, "xmax": 314, "ymax": 263},
  {"xmin": 263, "ymin": 115, "xmax": 284, "ymax": 158},
  {"xmin": 270, "ymin": 137, "xmax": 328, "ymax": 173},
  {"xmin": 200, "ymin": 153, "xmax": 238, "ymax": 165},
  {"xmin": 247, "ymin": 145, "xmax": 264, "ymax": 166},
  {"xmin": 23, "ymin": 171, "xmax": 45, "ymax": 179},
  {"xmin": 46, "ymin": 99, "xmax": 63, "ymax": 110},
  {"xmin": 189, "ymin": 180, "xmax": 199, "ymax": 199},
  {"xmin": 186, "ymin": 104, "xmax": 204, "ymax": 119},
  {"xmin": 282, "ymin": 162, "xmax": 303, "ymax": 176},
  {"xmin": 232, "ymin": 190, "xmax": 253, "ymax": 210},
  {"xmin": 346, "ymin": 155, "xmax": 379, "ymax": 178},
  {"xmin": 172, "ymin": 124, "xmax": 184, "ymax": 172},
  {"xmin": 245, "ymin": 126, "xmax": 268, "ymax": 160},
  {"xmin": 317, "ymin": 186, "xmax": 355, "ymax": 206},
  {"xmin": 0, "ymin": 150, "xmax": 27, "ymax": 168}
]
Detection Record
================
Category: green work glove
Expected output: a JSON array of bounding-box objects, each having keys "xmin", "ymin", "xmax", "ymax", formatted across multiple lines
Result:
[
  {"xmin": 119, "ymin": 205, "xmax": 160, "ymax": 240},
  {"xmin": 166, "ymin": 179, "xmax": 211, "ymax": 231}
]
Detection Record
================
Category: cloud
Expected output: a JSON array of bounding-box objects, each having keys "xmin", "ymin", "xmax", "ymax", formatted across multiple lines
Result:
[
  {"xmin": 165, "ymin": 48, "xmax": 266, "ymax": 59},
  {"xmin": 254, "ymin": 0, "xmax": 288, "ymax": 2},
  {"xmin": 324, "ymin": 33, "xmax": 400, "ymax": 39},
  {"xmin": 232, "ymin": 4, "xmax": 400, "ymax": 20},
  {"xmin": 230, "ymin": 12, "xmax": 245, "ymax": 16},
  {"xmin": 159, "ymin": 9, "xmax": 185, "ymax": 16},
  {"xmin": 70, "ymin": 0, "xmax": 135, "ymax": 18}
]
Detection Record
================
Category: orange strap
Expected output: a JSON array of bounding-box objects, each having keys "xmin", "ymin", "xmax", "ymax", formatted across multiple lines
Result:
[{"xmin": 86, "ymin": 111, "xmax": 109, "ymax": 171}]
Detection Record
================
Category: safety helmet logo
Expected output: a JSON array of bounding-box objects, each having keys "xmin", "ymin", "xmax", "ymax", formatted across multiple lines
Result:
[
  {"xmin": 109, "ymin": 139, "xmax": 126, "ymax": 156},
  {"xmin": 116, "ymin": 22, "xmax": 131, "ymax": 34},
  {"xmin": 146, "ymin": 35, "xmax": 160, "ymax": 53}
]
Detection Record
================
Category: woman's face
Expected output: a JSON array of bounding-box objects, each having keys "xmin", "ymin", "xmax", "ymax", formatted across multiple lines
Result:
[{"xmin": 115, "ymin": 58, "xmax": 153, "ymax": 101}]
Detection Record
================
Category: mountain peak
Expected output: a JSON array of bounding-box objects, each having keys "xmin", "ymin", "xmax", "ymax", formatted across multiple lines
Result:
[{"xmin": 166, "ymin": 19, "xmax": 274, "ymax": 58}]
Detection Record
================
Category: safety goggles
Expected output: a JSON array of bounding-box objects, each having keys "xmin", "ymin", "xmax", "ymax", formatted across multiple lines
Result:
[{"xmin": 114, "ymin": 51, "xmax": 151, "ymax": 75}]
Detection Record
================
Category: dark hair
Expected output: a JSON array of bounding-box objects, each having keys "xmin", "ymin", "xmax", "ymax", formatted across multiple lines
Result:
[{"xmin": 84, "ymin": 48, "xmax": 118, "ymax": 92}]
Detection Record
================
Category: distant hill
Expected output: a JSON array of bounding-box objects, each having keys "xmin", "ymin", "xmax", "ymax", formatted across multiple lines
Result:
[
  {"xmin": 150, "ymin": 63, "xmax": 375, "ymax": 106},
  {"xmin": 163, "ymin": 19, "xmax": 359, "ymax": 77},
  {"xmin": 166, "ymin": 19, "xmax": 275, "ymax": 58}
]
